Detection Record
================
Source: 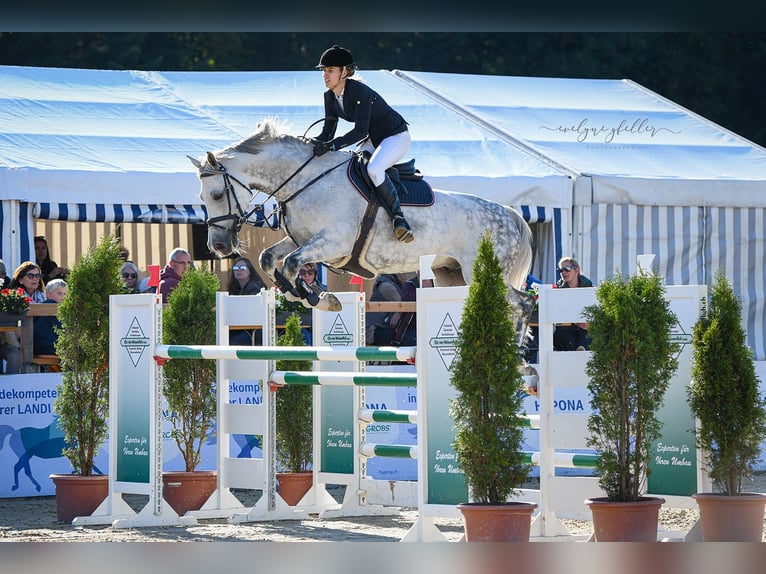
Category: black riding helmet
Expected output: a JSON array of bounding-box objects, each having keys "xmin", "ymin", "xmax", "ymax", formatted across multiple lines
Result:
[{"xmin": 316, "ymin": 45, "xmax": 354, "ymax": 69}]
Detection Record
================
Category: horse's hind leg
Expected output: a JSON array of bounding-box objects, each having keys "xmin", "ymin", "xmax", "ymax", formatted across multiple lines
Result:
[{"xmin": 14, "ymin": 455, "xmax": 41, "ymax": 492}]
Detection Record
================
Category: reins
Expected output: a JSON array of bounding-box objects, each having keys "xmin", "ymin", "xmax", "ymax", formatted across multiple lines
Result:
[{"xmin": 202, "ymin": 141, "xmax": 350, "ymax": 237}]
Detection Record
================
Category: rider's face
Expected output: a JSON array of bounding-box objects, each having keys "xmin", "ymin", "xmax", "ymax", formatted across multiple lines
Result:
[{"xmin": 320, "ymin": 66, "xmax": 345, "ymax": 92}]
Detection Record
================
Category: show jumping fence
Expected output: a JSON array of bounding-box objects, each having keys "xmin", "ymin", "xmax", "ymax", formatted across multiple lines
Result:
[{"xmin": 74, "ymin": 264, "xmax": 709, "ymax": 541}]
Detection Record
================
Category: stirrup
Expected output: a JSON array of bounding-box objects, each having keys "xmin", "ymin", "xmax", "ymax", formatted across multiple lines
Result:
[{"xmin": 393, "ymin": 216, "xmax": 414, "ymax": 243}]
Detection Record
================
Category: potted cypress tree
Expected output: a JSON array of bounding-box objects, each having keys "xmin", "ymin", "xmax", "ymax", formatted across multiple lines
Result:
[
  {"xmin": 161, "ymin": 266, "xmax": 219, "ymax": 515},
  {"xmin": 51, "ymin": 235, "xmax": 124, "ymax": 522},
  {"xmin": 273, "ymin": 312, "xmax": 314, "ymax": 505},
  {"xmin": 449, "ymin": 232, "xmax": 536, "ymax": 542},
  {"xmin": 581, "ymin": 271, "xmax": 679, "ymax": 541},
  {"xmin": 687, "ymin": 269, "xmax": 766, "ymax": 541}
]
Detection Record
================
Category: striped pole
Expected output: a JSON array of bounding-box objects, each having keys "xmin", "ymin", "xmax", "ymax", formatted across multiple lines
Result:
[
  {"xmin": 358, "ymin": 409, "xmax": 418, "ymax": 424},
  {"xmin": 359, "ymin": 443, "xmax": 418, "ymax": 459},
  {"xmin": 519, "ymin": 414, "xmax": 540, "ymax": 429},
  {"xmin": 155, "ymin": 344, "xmax": 416, "ymax": 363},
  {"xmin": 269, "ymin": 371, "xmax": 417, "ymax": 388},
  {"xmin": 522, "ymin": 451, "xmax": 600, "ymax": 469}
]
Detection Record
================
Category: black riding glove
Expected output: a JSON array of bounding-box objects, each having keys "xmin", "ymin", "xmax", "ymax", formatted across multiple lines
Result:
[{"xmin": 312, "ymin": 139, "xmax": 332, "ymax": 157}]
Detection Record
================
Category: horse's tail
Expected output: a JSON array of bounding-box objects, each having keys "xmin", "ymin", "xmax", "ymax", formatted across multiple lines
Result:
[
  {"xmin": 0, "ymin": 425, "xmax": 14, "ymax": 449},
  {"xmin": 505, "ymin": 206, "xmax": 534, "ymax": 290}
]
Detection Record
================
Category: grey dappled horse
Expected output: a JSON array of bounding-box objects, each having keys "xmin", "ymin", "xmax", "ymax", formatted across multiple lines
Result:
[{"xmin": 190, "ymin": 119, "xmax": 536, "ymax": 345}]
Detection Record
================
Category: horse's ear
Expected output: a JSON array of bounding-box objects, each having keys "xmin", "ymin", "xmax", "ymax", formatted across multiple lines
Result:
[
  {"xmin": 206, "ymin": 151, "xmax": 219, "ymax": 169},
  {"xmin": 187, "ymin": 155, "xmax": 202, "ymax": 169}
]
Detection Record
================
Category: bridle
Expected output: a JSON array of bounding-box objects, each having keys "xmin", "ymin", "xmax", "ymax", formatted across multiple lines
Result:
[
  {"xmin": 201, "ymin": 140, "xmax": 350, "ymax": 239},
  {"xmin": 201, "ymin": 163, "xmax": 278, "ymax": 236}
]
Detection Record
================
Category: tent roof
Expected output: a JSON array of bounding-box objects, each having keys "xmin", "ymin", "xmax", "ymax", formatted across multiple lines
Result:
[
  {"xmin": 2, "ymin": 65, "xmax": 765, "ymax": 211},
  {"xmin": 0, "ymin": 65, "xmax": 571, "ymax": 211},
  {"xmin": 394, "ymin": 71, "xmax": 766, "ymax": 207}
]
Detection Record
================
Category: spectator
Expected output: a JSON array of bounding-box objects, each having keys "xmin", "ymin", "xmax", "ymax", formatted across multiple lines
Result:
[
  {"xmin": 118, "ymin": 245, "xmax": 130, "ymax": 262},
  {"xmin": 1, "ymin": 262, "xmax": 47, "ymax": 374},
  {"xmin": 227, "ymin": 257, "xmax": 267, "ymax": 346},
  {"xmin": 0, "ymin": 259, "xmax": 10, "ymax": 289},
  {"xmin": 9, "ymin": 261, "xmax": 47, "ymax": 303},
  {"xmin": 365, "ymin": 273, "xmax": 406, "ymax": 346},
  {"xmin": 553, "ymin": 256, "xmax": 593, "ymax": 351},
  {"xmin": 34, "ymin": 235, "xmax": 68, "ymax": 284},
  {"xmin": 120, "ymin": 261, "xmax": 142, "ymax": 294},
  {"xmin": 293, "ymin": 263, "xmax": 325, "ymax": 345},
  {"xmin": 522, "ymin": 273, "xmax": 542, "ymax": 364},
  {"xmin": 158, "ymin": 248, "xmax": 192, "ymax": 304},
  {"xmin": 33, "ymin": 278, "xmax": 67, "ymax": 362},
  {"xmin": 390, "ymin": 274, "xmax": 418, "ymax": 347}
]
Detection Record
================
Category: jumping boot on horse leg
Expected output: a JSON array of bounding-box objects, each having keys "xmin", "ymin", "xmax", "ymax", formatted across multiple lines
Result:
[{"xmin": 374, "ymin": 176, "xmax": 414, "ymax": 243}]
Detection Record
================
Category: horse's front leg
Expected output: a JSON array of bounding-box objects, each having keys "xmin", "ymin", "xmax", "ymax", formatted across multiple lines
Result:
[
  {"xmin": 260, "ymin": 237, "xmax": 301, "ymax": 300},
  {"xmin": 281, "ymin": 239, "xmax": 344, "ymax": 313}
]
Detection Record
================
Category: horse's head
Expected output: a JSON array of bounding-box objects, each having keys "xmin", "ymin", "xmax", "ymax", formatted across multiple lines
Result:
[
  {"xmin": 190, "ymin": 151, "xmax": 248, "ymax": 257},
  {"xmin": 191, "ymin": 119, "xmax": 310, "ymax": 258}
]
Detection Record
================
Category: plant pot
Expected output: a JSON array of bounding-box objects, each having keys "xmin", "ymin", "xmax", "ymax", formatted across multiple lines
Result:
[
  {"xmin": 276, "ymin": 472, "xmax": 313, "ymax": 506},
  {"xmin": 162, "ymin": 470, "xmax": 217, "ymax": 515},
  {"xmin": 585, "ymin": 496, "xmax": 665, "ymax": 542},
  {"xmin": 456, "ymin": 502, "xmax": 538, "ymax": 542},
  {"xmin": 50, "ymin": 473, "xmax": 109, "ymax": 523},
  {"xmin": 692, "ymin": 492, "xmax": 766, "ymax": 542}
]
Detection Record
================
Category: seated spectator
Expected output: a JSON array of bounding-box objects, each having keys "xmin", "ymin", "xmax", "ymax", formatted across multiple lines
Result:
[
  {"xmin": 33, "ymin": 279, "xmax": 67, "ymax": 365},
  {"xmin": 292, "ymin": 263, "xmax": 325, "ymax": 345},
  {"xmin": 553, "ymin": 257, "xmax": 593, "ymax": 351},
  {"xmin": 1, "ymin": 262, "xmax": 47, "ymax": 374},
  {"xmin": 366, "ymin": 273, "xmax": 407, "ymax": 346},
  {"xmin": 522, "ymin": 273, "xmax": 542, "ymax": 363},
  {"xmin": 0, "ymin": 259, "xmax": 10, "ymax": 289},
  {"xmin": 35, "ymin": 235, "xmax": 69, "ymax": 284},
  {"xmin": 120, "ymin": 261, "xmax": 142, "ymax": 294},
  {"xmin": 390, "ymin": 274, "xmax": 418, "ymax": 347},
  {"xmin": 159, "ymin": 247, "xmax": 192, "ymax": 303},
  {"xmin": 227, "ymin": 257, "xmax": 267, "ymax": 346}
]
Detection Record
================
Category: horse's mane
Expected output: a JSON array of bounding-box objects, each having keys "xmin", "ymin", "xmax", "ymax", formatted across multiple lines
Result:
[{"xmin": 225, "ymin": 117, "xmax": 298, "ymax": 158}]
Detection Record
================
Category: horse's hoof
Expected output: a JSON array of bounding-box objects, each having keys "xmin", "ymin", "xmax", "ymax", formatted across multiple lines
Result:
[{"xmin": 318, "ymin": 292, "xmax": 342, "ymax": 312}]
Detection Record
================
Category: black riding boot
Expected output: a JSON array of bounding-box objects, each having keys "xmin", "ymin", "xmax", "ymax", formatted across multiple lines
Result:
[{"xmin": 374, "ymin": 176, "xmax": 414, "ymax": 243}]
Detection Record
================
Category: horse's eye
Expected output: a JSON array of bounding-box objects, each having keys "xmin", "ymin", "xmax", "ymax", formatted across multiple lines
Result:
[{"xmin": 211, "ymin": 190, "xmax": 224, "ymax": 201}]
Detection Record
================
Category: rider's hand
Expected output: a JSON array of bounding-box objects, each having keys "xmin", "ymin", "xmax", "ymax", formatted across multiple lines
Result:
[{"xmin": 312, "ymin": 139, "xmax": 332, "ymax": 157}]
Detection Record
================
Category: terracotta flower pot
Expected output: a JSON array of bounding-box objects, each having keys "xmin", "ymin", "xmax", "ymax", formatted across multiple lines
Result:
[
  {"xmin": 692, "ymin": 492, "xmax": 766, "ymax": 542},
  {"xmin": 162, "ymin": 470, "xmax": 217, "ymax": 515},
  {"xmin": 585, "ymin": 496, "xmax": 665, "ymax": 542},
  {"xmin": 50, "ymin": 473, "xmax": 109, "ymax": 523},
  {"xmin": 276, "ymin": 472, "xmax": 313, "ymax": 506},
  {"xmin": 457, "ymin": 502, "xmax": 538, "ymax": 542}
]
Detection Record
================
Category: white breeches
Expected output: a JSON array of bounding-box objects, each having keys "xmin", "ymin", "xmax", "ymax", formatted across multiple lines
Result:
[{"xmin": 359, "ymin": 130, "xmax": 411, "ymax": 187}]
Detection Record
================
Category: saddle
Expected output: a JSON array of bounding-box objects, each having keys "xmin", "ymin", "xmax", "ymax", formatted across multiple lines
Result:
[
  {"xmin": 334, "ymin": 153, "xmax": 435, "ymax": 280},
  {"xmin": 348, "ymin": 152, "xmax": 435, "ymax": 207}
]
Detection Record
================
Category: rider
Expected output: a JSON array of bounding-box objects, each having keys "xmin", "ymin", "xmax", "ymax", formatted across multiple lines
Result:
[{"xmin": 311, "ymin": 45, "xmax": 414, "ymax": 243}]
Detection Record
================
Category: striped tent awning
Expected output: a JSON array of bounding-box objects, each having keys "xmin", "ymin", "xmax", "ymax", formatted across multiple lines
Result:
[
  {"xmin": 34, "ymin": 202, "xmax": 558, "ymax": 226},
  {"xmin": 33, "ymin": 202, "xmax": 279, "ymax": 227}
]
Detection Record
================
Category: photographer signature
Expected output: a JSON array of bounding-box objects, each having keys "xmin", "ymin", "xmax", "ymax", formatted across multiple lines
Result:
[{"xmin": 539, "ymin": 118, "xmax": 680, "ymax": 143}]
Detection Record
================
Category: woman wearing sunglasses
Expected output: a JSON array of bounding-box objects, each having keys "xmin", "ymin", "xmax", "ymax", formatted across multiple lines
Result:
[
  {"xmin": 1, "ymin": 262, "xmax": 47, "ymax": 374},
  {"xmin": 553, "ymin": 257, "xmax": 593, "ymax": 352},
  {"xmin": 227, "ymin": 257, "xmax": 267, "ymax": 346},
  {"xmin": 120, "ymin": 261, "xmax": 142, "ymax": 294}
]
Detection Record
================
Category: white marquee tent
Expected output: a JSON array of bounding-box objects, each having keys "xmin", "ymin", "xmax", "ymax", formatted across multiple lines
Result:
[{"xmin": 2, "ymin": 65, "xmax": 766, "ymax": 360}]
